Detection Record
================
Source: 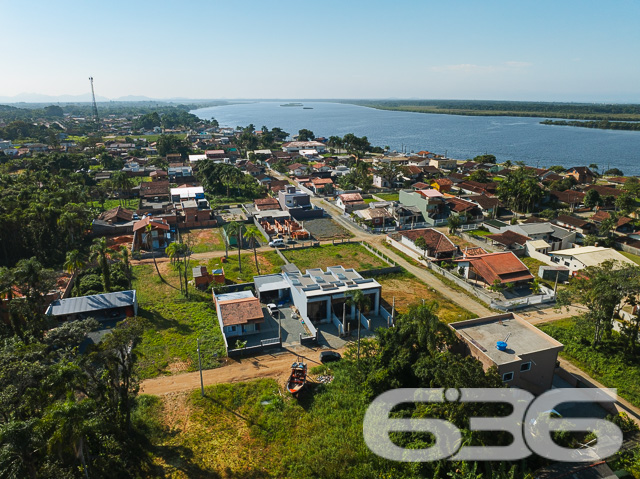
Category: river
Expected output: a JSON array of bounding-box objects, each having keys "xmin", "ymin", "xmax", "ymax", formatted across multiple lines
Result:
[{"xmin": 192, "ymin": 101, "xmax": 640, "ymax": 175}]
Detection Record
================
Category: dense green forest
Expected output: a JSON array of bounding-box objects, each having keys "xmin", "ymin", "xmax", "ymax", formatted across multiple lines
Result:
[
  {"xmin": 344, "ymin": 99, "xmax": 640, "ymax": 121},
  {"xmin": 541, "ymin": 119, "xmax": 640, "ymax": 131}
]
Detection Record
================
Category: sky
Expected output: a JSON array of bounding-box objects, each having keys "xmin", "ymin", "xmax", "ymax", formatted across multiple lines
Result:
[{"xmin": 1, "ymin": 0, "xmax": 639, "ymax": 102}]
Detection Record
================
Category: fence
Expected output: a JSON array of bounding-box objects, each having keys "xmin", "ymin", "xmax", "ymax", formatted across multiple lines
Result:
[
  {"xmin": 227, "ymin": 340, "xmax": 282, "ymax": 358},
  {"xmin": 359, "ymin": 241, "xmax": 397, "ymax": 266},
  {"xmin": 379, "ymin": 305, "xmax": 394, "ymax": 327},
  {"xmin": 332, "ymin": 313, "xmax": 345, "ymax": 336},
  {"xmin": 616, "ymin": 241, "xmax": 640, "ymax": 257},
  {"xmin": 360, "ymin": 311, "xmax": 371, "ymax": 330},
  {"xmin": 386, "ymin": 236, "xmax": 556, "ymax": 311}
]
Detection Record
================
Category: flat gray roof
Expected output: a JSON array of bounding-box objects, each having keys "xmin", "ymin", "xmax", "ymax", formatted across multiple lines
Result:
[
  {"xmin": 450, "ymin": 314, "xmax": 563, "ymax": 365},
  {"xmin": 46, "ymin": 290, "xmax": 137, "ymax": 316},
  {"xmin": 254, "ymin": 274, "xmax": 290, "ymax": 293}
]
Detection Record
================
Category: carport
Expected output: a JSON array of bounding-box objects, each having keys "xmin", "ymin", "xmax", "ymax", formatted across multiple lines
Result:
[{"xmin": 254, "ymin": 274, "xmax": 291, "ymax": 305}]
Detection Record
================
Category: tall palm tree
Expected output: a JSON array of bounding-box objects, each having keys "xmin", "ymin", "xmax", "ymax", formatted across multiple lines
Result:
[
  {"xmin": 145, "ymin": 223, "xmax": 165, "ymax": 283},
  {"xmin": 118, "ymin": 245, "xmax": 132, "ymax": 290},
  {"xmin": 227, "ymin": 221, "xmax": 243, "ymax": 274},
  {"xmin": 243, "ymin": 226, "xmax": 262, "ymax": 275},
  {"xmin": 64, "ymin": 249, "xmax": 86, "ymax": 295},
  {"xmin": 89, "ymin": 237, "xmax": 111, "ymax": 292},
  {"xmin": 346, "ymin": 290, "xmax": 372, "ymax": 362}
]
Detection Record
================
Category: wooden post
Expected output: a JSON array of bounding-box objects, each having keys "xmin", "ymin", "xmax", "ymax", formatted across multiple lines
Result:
[{"xmin": 197, "ymin": 338, "xmax": 204, "ymax": 397}]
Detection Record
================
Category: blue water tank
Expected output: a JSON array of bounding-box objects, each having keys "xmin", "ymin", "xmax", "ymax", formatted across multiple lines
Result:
[{"xmin": 496, "ymin": 341, "xmax": 508, "ymax": 351}]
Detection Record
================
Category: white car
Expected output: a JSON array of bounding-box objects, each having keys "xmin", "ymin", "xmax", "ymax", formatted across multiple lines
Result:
[
  {"xmin": 268, "ymin": 238, "xmax": 285, "ymax": 247},
  {"xmin": 267, "ymin": 303, "xmax": 278, "ymax": 316}
]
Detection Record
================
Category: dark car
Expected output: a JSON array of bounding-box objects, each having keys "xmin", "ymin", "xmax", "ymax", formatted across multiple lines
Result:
[{"xmin": 319, "ymin": 351, "xmax": 342, "ymax": 364}]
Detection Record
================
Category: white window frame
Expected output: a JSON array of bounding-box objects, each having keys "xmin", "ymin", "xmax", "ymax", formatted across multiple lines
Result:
[
  {"xmin": 502, "ymin": 372, "xmax": 514, "ymax": 382},
  {"xmin": 520, "ymin": 362, "xmax": 532, "ymax": 372}
]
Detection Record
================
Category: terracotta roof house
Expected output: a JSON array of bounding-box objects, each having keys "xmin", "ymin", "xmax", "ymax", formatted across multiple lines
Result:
[
  {"xmin": 150, "ymin": 169, "xmax": 168, "ymax": 180},
  {"xmin": 462, "ymin": 247, "xmax": 488, "ymax": 257},
  {"xmin": 582, "ymin": 184, "xmax": 623, "ymax": 198},
  {"xmin": 337, "ymin": 193, "xmax": 367, "ymax": 212},
  {"xmin": 411, "ymin": 181, "xmax": 431, "ymax": 190},
  {"xmin": 565, "ymin": 166, "xmax": 595, "ymax": 184},
  {"xmin": 269, "ymin": 179, "xmax": 290, "ymax": 193},
  {"xmin": 354, "ymin": 206, "xmax": 394, "ymax": 227},
  {"xmin": 446, "ymin": 197, "xmax": 483, "ymax": 222},
  {"xmin": 132, "ymin": 216, "xmax": 172, "ymax": 251},
  {"xmin": 550, "ymin": 189, "xmax": 585, "ymax": 206},
  {"xmin": 608, "ymin": 176, "xmax": 629, "ymax": 185},
  {"xmin": 254, "ymin": 198, "xmax": 281, "ymax": 211},
  {"xmin": 553, "ymin": 214, "xmax": 595, "ymax": 235},
  {"xmin": 457, "ymin": 180, "xmax": 498, "ymax": 195},
  {"xmin": 456, "ymin": 251, "xmax": 534, "ymax": 286},
  {"xmin": 431, "ymin": 177, "xmax": 453, "ymax": 193},
  {"xmin": 213, "ymin": 290, "xmax": 265, "ymax": 345},
  {"xmin": 399, "ymin": 228, "xmax": 457, "ymax": 260},
  {"xmin": 98, "ymin": 206, "xmax": 134, "ymax": 224},
  {"xmin": 591, "ymin": 211, "xmax": 635, "ymax": 233},
  {"xmin": 486, "ymin": 230, "xmax": 530, "ymax": 250},
  {"xmin": 140, "ymin": 180, "xmax": 170, "ymax": 200},
  {"xmin": 471, "ymin": 194, "xmax": 501, "ymax": 217}
]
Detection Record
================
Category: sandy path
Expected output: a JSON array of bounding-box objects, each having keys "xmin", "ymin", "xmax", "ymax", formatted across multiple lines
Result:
[{"xmin": 140, "ymin": 346, "xmax": 341, "ymax": 396}]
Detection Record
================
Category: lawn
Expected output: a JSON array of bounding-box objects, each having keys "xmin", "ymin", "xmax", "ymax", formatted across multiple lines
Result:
[
  {"xmin": 283, "ymin": 243, "xmax": 387, "ymax": 271},
  {"xmin": 539, "ymin": 317, "xmax": 640, "ymax": 409},
  {"xmin": 620, "ymin": 251, "xmax": 640, "ymax": 266},
  {"xmin": 132, "ymin": 263, "xmax": 226, "ymax": 380},
  {"xmin": 183, "ymin": 227, "xmax": 227, "ymax": 253},
  {"xmin": 207, "ymin": 251, "xmax": 285, "ymax": 283},
  {"xmin": 466, "ymin": 229, "xmax": 492, "ymax": 237},
  {"xmin": 90, "ymin": 198, "xmax": 140, "ymax": 211},
  {"xmin": 375, "ymin": 192, "xmax": 400, "ymax": 201},
  {"xmin": 373, "ymin": 271, "xmax": 476, "ymax": 323}
]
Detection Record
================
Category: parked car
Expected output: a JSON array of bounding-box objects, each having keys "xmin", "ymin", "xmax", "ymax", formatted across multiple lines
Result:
[
  {"xmin": 319, "ymin": 351, "xmax": 342, "ymax": 364},
  {"xmin": 267, "ymin": 303, "xmax": 278, "ymax": 316},
  {"xmin": 268, "ymin": 238, "xmax": 285, "ymax": 247}
]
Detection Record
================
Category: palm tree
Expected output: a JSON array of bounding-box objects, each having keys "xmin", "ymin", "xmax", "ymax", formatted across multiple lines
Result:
[
  {"xmin": 227, "ymin": 221, "xmax": 243, "ymax": 274},
  {"xmin": 346, "ymin": 290, "xmax": 372, "ymax": 362},
  {"xmin": 64, "ymin": 249, "xmax": 86, "ymax": 295},
  {"xmin": 447, "ymin": 214, "xmax": 461, "ymax": 235},
  {"xmin": 89, "ymin": 237, "xmax": 111, "ymax": 292},
  {"xmin": 243, "ymin": 226, "xmax": 262, "ymax": 275},
  {"xmin": 118, "ymin": 245, "xmax": 132, "ymax": 290},
  {"xmin": 144, "ymin": 223, "xmax": 162, "ymax": 280}
]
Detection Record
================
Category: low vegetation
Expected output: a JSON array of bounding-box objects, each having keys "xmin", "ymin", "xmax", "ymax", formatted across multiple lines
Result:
[
  {"xmin": 283, "ymin": 243, "xmax": 387, "ymax": 271},
  {"xmin": 540, "ymin": 317, "xmax": 640, "ymax": 408},
  {"xmin": 132, "ymin": 264, "xmax": 226, "ymax": 379}
]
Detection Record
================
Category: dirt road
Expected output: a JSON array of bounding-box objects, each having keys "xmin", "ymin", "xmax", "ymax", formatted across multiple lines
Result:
[{"xmin": 140, "ymin": 346, "xmax": 336, "ymax": 396}]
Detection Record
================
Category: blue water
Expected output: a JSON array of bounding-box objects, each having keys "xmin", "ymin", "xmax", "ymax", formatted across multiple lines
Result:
[{"xmin": 192, "ymin": 101, "xmax": 640, "ymax": 175}]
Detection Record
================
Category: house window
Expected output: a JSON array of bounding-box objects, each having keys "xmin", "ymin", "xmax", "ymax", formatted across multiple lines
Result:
[
  {"xmin": 520, "ymin": 362, "xmax": 532, "ymax": 372},
  {"xmin": 502, "ymin": 372, "xmax": 514, "ymax": 382}
]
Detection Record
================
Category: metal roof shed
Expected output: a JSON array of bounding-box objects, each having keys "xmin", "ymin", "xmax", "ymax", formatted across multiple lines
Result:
[{"xmin": 46, "ymin": 290, "xmax": 138, "ymax": 318}]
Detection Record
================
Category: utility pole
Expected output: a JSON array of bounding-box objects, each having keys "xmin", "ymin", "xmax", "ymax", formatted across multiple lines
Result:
[
  {"xmin": 89, "ymin": 76, "xmax": 99, "ymax": 126},
  {"xmin": 197, "ymin": 338, "xmax": 204, "ymax": 397}
]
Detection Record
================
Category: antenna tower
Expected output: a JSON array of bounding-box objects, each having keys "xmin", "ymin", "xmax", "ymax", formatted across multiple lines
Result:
[{"xmin": 89, "ymin": 76, "xmax": 99, "ymax": 126}]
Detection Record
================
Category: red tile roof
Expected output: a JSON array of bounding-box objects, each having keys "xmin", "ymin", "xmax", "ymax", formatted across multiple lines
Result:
[
  {"xmin": 133, "ymin": 216, "xmax": 170, "ymax": 232},
  {"xmin": 339, "ymin": 193, "xmax": 364, "ymax": 203},
  {"xmin": 458, "ymin": 252, "xmax": 533, "ymax": 284},
  {"xmin": 486, "ymin": 230, "xmax": 530, "ymax": 247},
  {"xmin": 446, "ymin": 197, "xmax": 478, "ymax": 213},
  {"xmin": 217, "ymin": 297, "xmax": 264, "ymax": 326},
  {"xmin": 555, "ymin": 214, "xmax": 590, "ymax": 228},
  {"xmin": 400, "ymin": 228, "xmax": 457, "ymax": 255}
]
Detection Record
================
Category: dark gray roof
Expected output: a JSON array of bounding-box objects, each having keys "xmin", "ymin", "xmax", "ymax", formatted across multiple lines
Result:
[{"xmin": 46, "ymin": 290, "xmax": 137, "ymax": 316}]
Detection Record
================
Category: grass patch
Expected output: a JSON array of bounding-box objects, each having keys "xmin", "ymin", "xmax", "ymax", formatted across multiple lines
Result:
[
  {"xmin": 283, "ymin": 243, "xmax": 387, "ymax": 271},
  {"xmin": 371, "ymin": 271, "xmax": 476, "ymax": 323},
  {"xmin": 184, "ymin": 227, "xmax": 227, "ymax": 253},
  {"xmin": 620, "ymin": 251, "xmax": 640, "ymax": 266},
  {"xmin": 90, "ymin": 198, "xmax": 139, "ymax": 211},
  {"xmin": 145, "ymin": 366, "xmax": 388, "ymax": 477},
  {"xmin": 208, "ymin": 251, "xmax": 285, "ymax": 283},
  {"xmin": 132, "ymin": 264, "xmax": 226, "ymax": 379},
  {"xmin": 539, "ymin": 316, "xmax": 640, "ymax": 408},
  {"xmin": 466, "ymin": 229, "xmax": 492, "ymax": 237},
  {"xmin": 363, "ymin": 198, "xmax": 377, "ymax": 204},
  {"xmin": 375, "ymin": 192, "xmax": 400, "ymax": 201}
]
